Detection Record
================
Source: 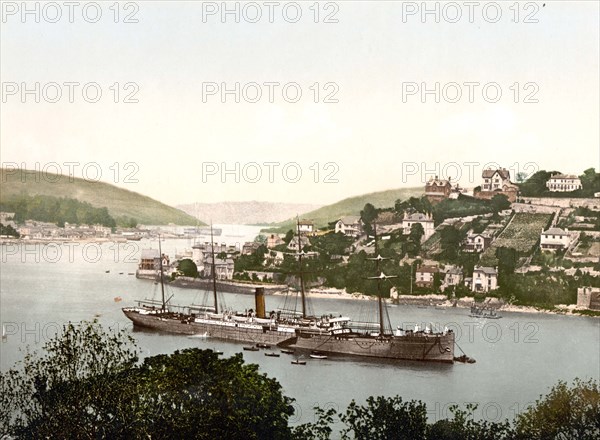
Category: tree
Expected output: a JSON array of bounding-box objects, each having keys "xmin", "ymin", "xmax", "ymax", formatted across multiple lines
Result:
[
  {"xmin": 0, "ymin": 223, "xmax": 19, "ymax": 237},
  {"xmin": 490, "ymin": 194, "xmax": 511, "ymax": 213},
  {"xmin": 0, "ymin": 320, "xmax": 139, "ymax": 438},
  {"xmin": 1, "ymin": 321, "xmax": 295, "ymax": 439},
  {"xmin": 177, "ymin": 258, "xmax": 199, "ymax": 278},
  {"xmin": 496, "ymin": 247, "xmax": 518, "ymax": 276},
  {"xmin": 360, "ymin": 203, "xmax": 378, "ymax": 235},
  {"xmin": 514, "ymin": 378, "xmax": 600, "ymax": 440},
  {"xmin": 439, "ymin": 226, "xmax": 463, "ymax": 262},
  {"xmin": 516, "ymin": 171, "xmax": 528, "ymax": 183},
  {"xmin": 284, "ymin": 229, "xmax": 294, "ymax": 245},
  {"xmin": 339, "ymin": 396, "xmax": 428, "ymax": 440}
]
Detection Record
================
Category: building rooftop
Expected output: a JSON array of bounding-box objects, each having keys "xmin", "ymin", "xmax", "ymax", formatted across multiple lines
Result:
[
  {"xmin": 473, "ymin": 266, "xmax": 498, "ymax": 275},
  {"xmin": 482, "ymin": 168, "xmax": 510, "ymax": 179},
  {"xmin": 542, "ymin": 227, "xmax": 569, "ymax": 236}
]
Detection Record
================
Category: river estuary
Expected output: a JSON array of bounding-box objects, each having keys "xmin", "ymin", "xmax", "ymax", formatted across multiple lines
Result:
[{"xmin": 1, "ymin": 227, "xmax": 599, "ymax": 428}]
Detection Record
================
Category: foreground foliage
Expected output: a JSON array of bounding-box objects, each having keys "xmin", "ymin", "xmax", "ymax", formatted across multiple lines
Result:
[
  {"xmin": 0, "ymin": 321, "xmax": 293, "ymax": 439},
  {"xmin": 1, "ymin": 321, "xmax": 598, "ymax": 439}
]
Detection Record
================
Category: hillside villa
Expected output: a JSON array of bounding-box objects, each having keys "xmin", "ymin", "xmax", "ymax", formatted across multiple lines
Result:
[
  {"xmin": 475, "ymin": 167, "xmax": 519, "ymax": 202},
  {"xmin": 267, "ymin": 234, "xmax": 285, "ymax": 248},
  {"xmin": 203, "ymin": 257, "xmax": 235, "ymax": 280},
  {"xmin": 335, "ymin": 216, "xmax": 363, "ymax": 237},
  {"xmin": 298, "ymin": 219, "xmax": 315, "ymax": 235},
  {"xmin": 463, "ymin": 233, "xmax": 492, "ymax": 253},
  {"xmin": 425, "ymin": 176, "xmax": 452, "ymax": 204},
  {"xmin": 540, "ymin": 227, "xmax": 572, "ymax": 251},
  {"xmin": 415, "ymin": 265, "xmax": 438, "ymax": 288},
  {"xmin": 546, "ymin": 174, "xmax": 582, "ymax": 192},
  {"xmin": 402, "ymin": 212, "xmax": 435, "ymax": 241},
  {"xmin": 442, "ymin": 265, "xmax": 463, "ymax": 291},
  {"xmin": 468, "ymin": 266, "xmax": 498, "ymax": 293}
]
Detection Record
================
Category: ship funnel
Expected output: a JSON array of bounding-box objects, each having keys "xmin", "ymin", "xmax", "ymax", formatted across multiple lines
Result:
[{"xmin": 255, "ymin": 287, "xmax": 266, "ymax": 319}]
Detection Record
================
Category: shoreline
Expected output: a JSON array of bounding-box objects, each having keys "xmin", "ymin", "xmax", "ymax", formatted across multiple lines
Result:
[
  {"xmin": 289, "ymin": 288, "xmax": 599, "ymax": 317},
  {"xmin": 136, "ymin": 277, "xmax": 599, "ymax": 318}
]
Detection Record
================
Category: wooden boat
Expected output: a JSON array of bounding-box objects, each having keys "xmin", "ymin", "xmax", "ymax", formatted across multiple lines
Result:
[
  {"xmin": 291, "ymin": 359, "xmax": 306, "ymax": 365},
  {"xmin": 256, "ymin": 343, "xmax": 271, "ymax": 349},
  {"xmin": 243, "ymin": 346, "xmax": 259, "ymax": 351},
  {"xmin": 264, "ymin": 352, "xmax": 280, "ymax": 357},
  {"xmin": 281, "ymin": 349, "xmax": 295, "ymax": 355}
]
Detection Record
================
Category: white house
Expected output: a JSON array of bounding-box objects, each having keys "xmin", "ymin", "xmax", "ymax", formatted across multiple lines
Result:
[
  {"xmin": 481, "ymin": 168, "xmax": 511, "ymax": 191},
  {"xmin": 471, "ymin": 266, "xmax": 498, "ymax": 292},
  {"xmin": 402, "ymin": 212, "xmax": 435, "ymax": 241},
  {"xmin": 203, "ymin": 257, "xmax": 234, "ymax": 280},
  {"xmin": 442, "ymin": 265, "xmax": 463, "ymax": 291},
  {"xmin": 463, "ymin": 233, "xmax": 492, "ymax": 253},
  {"xmin": 546, "ymin": 174, "xmax": 582, "ymax": 192},
  {"xmin": 298, "ymin": 219, "xmax": 314, "ymax": 235},
  {"xmin": 335, "ymin": 216, "xmax": 363, "ymax": 237},
  {"xmin": 540, "ymin": 227, "xmax": 571, "ymax": 251}
]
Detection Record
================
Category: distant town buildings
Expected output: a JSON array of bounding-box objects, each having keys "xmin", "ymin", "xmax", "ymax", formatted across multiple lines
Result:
[
  {"xmin": 546, "ymin": 174, "xmax": 582, "ymax": 192},
  {"xmin": 335, "ymin": 216, "xmax": 363, "ymax": 237}
]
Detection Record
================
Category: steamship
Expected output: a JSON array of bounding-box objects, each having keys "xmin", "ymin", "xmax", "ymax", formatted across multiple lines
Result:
[
  {"xmin": 278, "ymin": 225, "xmax": 456, "ymax": 363},
  {"xmin": 122, "ymin": 224, "xmax": 337, "ymax": 345},
  {"xmin": 124, "ymin": 222, "xmax": 457, "ymax": 363}
]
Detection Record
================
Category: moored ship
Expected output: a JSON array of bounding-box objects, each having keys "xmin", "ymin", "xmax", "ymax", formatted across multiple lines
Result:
[
  {"xmin": 278, "ymin": 225, "xmax": 456, "ymax": 363},
  {"xmin": 123, "ymin": 223, "xmax": 335, "ymax": 345}
]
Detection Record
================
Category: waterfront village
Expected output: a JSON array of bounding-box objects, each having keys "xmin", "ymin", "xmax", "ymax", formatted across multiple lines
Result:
[{"xmin": 2, "ymin": 167, "xmax": 599, "ymax": 313}]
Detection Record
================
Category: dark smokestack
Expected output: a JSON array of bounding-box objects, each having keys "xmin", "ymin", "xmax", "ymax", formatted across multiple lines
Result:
[{"xmin": 255, "ymin": 287, "xmax": 266, "ymax": 319}]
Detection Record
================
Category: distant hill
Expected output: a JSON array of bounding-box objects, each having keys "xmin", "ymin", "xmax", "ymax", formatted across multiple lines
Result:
[
  {"xmin": 264, "ymin": 187, "xmax": 423, "ymax": 233},
  {"xmin": 177, "ymin": 201, "xmax": 323, "ymax": 225},
  {"xmin": 0, "ymin": 168, "xmax": 199, "ymax": 226}
]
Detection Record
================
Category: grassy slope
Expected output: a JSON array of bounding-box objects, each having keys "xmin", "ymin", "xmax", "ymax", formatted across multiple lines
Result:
[
  {"xmin": 263, "ymin": 187, "xmax": 423, "ymax": 233},
  {"xmin": 0, "ymin": 168, "xmax": 200, "ymax": 226}
]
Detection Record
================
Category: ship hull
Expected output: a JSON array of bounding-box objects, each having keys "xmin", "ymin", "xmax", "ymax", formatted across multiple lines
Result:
[
  {"xmin": 122, "ymin": 308, "xmax": 296, "ymax": 345},
  {"xmin": 281, "ymin": 331, "xmax": 455, "ymax": 363}
]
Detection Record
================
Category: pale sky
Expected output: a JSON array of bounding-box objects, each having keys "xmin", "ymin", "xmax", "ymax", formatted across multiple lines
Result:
[{"xmin": 1, "ymin": 1, "xmax": 598, "ymax": 205}]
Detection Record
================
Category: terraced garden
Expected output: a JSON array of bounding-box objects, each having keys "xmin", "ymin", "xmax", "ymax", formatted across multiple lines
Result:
[{"xmin": 480, "ymin": 213, "xmax": 553, "ymax": 265}]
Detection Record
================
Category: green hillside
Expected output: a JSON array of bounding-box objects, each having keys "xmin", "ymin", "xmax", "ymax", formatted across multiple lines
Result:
[
  {"xmin": 263, "ymin": 187, "xmax": 423, "ymax": 233},
  {"xmin": 0, "ymin": 169, "xmax": 200, "ymax": 226}
]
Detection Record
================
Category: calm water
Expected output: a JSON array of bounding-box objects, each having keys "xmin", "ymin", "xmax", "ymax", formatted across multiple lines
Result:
[{"xmin": 1, "ymin": 233, "xmax": 599, "ymax": 429}]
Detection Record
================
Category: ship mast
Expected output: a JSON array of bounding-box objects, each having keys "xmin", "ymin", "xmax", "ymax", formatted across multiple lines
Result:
[
  {"xmin": 374, "ymin": 224, "xmax": 385, "ymax": 336},
  {"xmin": 296, "ymin": 218, "xmax": 307, "ymax": 318},
  {"xmin": 367, "ymin": 223, "xmax": 396, "ymax": 337},
  {"xmin": 210, "ymin": 223, "xmax": 218, "ymax": 314},
  {"xmin": 158, "ymin": 234, "xmax": 166, "ymax": 311}
]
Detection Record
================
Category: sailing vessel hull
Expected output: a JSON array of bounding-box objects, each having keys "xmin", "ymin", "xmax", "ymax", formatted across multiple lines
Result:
[
  {"xmin": 123, "ymin": 308, "xmax": 296, "ymax": 345},
  {"xmin": 281, "ymin": 331, "xmax": 455, "ymax": 363}
]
